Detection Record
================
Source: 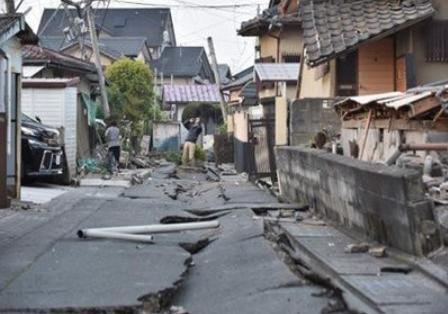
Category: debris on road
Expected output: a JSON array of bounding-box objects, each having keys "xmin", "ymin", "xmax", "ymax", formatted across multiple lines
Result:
[
  {"xmin": 369, "ymin": 246, "xmax": 387, "ymax": 258},
  {"xmin": 77, "ymin": 221, "xmax": 220, "ymax": 243},
  {"xmin": 77, "ymin": 230, "xmax": 155, "ymax": 243},
  {"xmin": 344, "ymin": 243, "xmax": 369, "ymax": 254}
]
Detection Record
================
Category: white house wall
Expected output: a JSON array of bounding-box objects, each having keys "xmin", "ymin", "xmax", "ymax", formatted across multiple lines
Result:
[{"xmin": 1, "ymin": 37, "xmax": 22, "ymax": 196}]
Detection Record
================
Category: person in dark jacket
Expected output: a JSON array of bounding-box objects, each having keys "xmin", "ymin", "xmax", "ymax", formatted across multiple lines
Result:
[{"xmin": 182, "ymin": 117, "xmax": 202, "ymax": 167}]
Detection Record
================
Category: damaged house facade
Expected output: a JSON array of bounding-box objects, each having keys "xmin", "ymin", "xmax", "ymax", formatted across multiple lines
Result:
[
  {"xmin": 276, "ymin": 0, "xmax": 448, "ymax": 257},
  {"xmin": 299, "ymin": 0, "xmax": 447, "ymax": 97}
]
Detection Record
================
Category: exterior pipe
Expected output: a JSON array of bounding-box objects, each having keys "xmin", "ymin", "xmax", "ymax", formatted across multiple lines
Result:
[
  {"xmin": 78, "ymin": 230, "xmax": 154, "ymax": 243},
  {"xmin": 77, "ymin": 220, "xmax": 220, "ymax": 236},
  {"xmin": 400, "ymin": 143, "xmax": 448, "ymax": 151}
]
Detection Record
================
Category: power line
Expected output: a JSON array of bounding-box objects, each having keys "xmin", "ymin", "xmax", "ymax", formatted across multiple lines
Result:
[
  {"xmin": 172, "ymin": 0, "xmax": 257, "ymax": 16},
  {"xmin": 112, "ymin": 0, "xmax": 262, "ymax": 9},
  {"xmin": 111, "ymin": 0, "xmax": 258, "ymax": 16}
]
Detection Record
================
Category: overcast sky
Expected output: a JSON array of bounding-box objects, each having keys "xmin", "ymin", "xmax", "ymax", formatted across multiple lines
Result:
[{"xmin": 12, "ymin": 0, "xmax": 266, "ymax": 75}]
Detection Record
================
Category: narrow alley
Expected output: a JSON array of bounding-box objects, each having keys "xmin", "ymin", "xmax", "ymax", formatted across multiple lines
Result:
[
  {"xmin": 0, "ymin": 163, "xmax": 348, "ymax": 313},
  {"xmin": 3, "ymin": 0, "xmax": 448, "ymax": 313}
]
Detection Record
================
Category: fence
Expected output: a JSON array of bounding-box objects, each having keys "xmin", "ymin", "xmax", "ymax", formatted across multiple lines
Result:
[{"xmin": 247, "ymin": 118, "xmax": 276, "ymax": 181}]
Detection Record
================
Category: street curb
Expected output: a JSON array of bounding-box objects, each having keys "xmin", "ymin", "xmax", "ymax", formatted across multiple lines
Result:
[{"xmin": 269, "ymin": 221, "xmax": 382, "ymax": 314}]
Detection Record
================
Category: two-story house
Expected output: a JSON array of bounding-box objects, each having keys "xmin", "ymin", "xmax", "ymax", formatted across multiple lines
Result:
[
  {"xmin": 238, "ymin": 0, "xmax": 301, "ymax": 147},
  {"xmin": 37, "ymin": 8, "xmax": 176, "ymax": 65},
  {"xmin": 299, "ymin": 0, "xmax": 448, "ymax": 97}
]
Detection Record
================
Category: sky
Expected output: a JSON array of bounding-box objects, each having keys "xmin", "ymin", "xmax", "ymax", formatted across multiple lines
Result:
[{"xmin": 11, "ymin": 0, "xmax": 267, "ymax": 75}]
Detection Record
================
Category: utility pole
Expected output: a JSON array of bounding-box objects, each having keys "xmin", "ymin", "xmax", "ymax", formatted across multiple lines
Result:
[
  {"xmin": 85, "ymin": 2, "xmax": 110, "ymax": 117},
  {"xmin": 5, "ymin": 0, "xmax": 15, "ymax": 13},
  {"xmin": 61, "ymin": 0, "xmax": 110, "ymax": 117},
  {"xmin": 207, "ymin": 36, "xmax": 227, "ymax": 124}
]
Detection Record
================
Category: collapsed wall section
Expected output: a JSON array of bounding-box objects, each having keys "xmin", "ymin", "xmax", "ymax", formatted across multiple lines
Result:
[{"xmin": 276, "ymin": 147, "xmax": 441, "ymax": 255}]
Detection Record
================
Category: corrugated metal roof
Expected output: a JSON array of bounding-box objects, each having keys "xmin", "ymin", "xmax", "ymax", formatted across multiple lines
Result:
[
  {"xmin": 163, "ymin": 84, "xmax": 220, "ymax": 103},
  {"xmin": 336, "ymin": 92, "xmax": 403, "ymax": 106},
  {"xmin": 254, "ymin": 63, "xmax": 299, "ymax": 82},
  {"xmin": 22, "ymin": 77, "xmax": 80, "ymax": 88},
  {"xmin": 383, "ymin": 92, "xmax": 433, "ymax": 109}
]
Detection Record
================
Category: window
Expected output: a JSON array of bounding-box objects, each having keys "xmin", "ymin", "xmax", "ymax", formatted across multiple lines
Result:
[
  {"xmin": 426, "ymin": 21, "xmax": 448, "ymax": 62},
  {"xmin": 255, "ymin": 56, "xmax": 275, "ymax": 63},
  {"xmin": 282, "ymin": 54, "xmax": 301, "ymax": 63}
]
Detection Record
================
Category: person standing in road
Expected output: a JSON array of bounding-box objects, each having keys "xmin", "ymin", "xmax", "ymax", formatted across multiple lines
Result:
[
  {"xmin": 105, "ymin": 121, "xmax": 121, "ymax": 172},
  {"xmin": 182, "ymin": 117, "xmax": 202, "ymax": 167}
]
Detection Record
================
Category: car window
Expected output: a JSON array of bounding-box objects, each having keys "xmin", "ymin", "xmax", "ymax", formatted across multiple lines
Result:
[{"xmin": 22, "ymin": 114, "xmax": 36, "ymax": 123}]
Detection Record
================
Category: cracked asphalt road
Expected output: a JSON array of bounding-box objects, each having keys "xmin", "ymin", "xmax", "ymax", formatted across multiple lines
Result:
[{"xmin": 0, "ymin": 165, "xmax": 346, "ymax": 313}]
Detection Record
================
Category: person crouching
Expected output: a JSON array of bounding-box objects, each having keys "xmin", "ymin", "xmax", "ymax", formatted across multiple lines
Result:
[{"xmin": 182, "ymin": 117, "xmax": 202, "ymax": 167}]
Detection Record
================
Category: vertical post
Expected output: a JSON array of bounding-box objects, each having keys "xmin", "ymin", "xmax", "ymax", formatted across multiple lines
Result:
[
  {"xmin": 0, "ymin": 114, "xmax": 8, "ymax": 209},
  {"xmin": 153, "ymin": 69, "xmax": 157, "ymax": 121},
  {"xmin": 207, "ymin": 37, "xmax": 227, "ymax": 124},
  {"xmin": 5, "ymin": 0, "xmax": 15, "ymax": 13},
  {"xmin": 86, "ymin": 3, "xmax": 110, "ymax": 117}
]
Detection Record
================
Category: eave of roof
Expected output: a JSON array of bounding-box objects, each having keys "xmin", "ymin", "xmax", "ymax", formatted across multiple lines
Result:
[
  {"xmin": 238, "ymin": 14, "xmax": 301, "ymax": 36},
  {"xmin": 22, "ymin": 45, "xmax": 96, "ymax": 73},
  {"xmin": 22, "ymin": 77, "xmax": 81, "ymax": 88},
  {"xmin": 302, "ymin": 0, "xmax": 435, "ymax": 67},
  {"xmin": 0, "ymin": 14, "xmax": 37, "ymax": 46}
]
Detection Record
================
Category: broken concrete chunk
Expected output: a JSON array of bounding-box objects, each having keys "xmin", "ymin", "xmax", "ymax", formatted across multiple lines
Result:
[
  {"xmin": 368, "ymin": 246, "xmax": 387, "ymax": 258},
  {"xmin": 344, "ymin": 243, "xmax": 369, "ymax": 254}
]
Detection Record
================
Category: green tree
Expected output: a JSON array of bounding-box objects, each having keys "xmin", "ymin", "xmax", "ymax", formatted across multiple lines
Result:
[
  {"xmin": 105, "ymin": 58, "xmax": 160, "ymax": 132},
  {"xmin": 105, "ymin": 58, "xmax": 160, "ymax": 154}
]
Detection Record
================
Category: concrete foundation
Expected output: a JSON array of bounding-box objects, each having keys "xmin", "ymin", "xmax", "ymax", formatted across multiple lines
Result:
[{"xmin": 276, "ymin": 147, "xmax": 441, "ymax": 256}]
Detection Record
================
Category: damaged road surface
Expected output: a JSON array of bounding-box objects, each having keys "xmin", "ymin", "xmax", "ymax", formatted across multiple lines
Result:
[{"xmin": 0, "ymin": 165, "xmax": 349, "ymax": 313}]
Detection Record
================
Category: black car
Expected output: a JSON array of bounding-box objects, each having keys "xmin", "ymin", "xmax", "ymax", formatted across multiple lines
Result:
[{"xmin": 21, "ymin": 114, "xmax": 65, "ymax": 181}]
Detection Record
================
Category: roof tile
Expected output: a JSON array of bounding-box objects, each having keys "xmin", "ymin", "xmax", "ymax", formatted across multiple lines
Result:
[{"xmin": 302, "ymin": 0, "xmax": 435, "ymax": 66}]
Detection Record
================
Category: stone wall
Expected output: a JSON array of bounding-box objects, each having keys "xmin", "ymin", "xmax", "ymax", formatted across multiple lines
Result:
[{"xmin": 276, "ymin": 146, "xmax": 441, "ymax": 256}]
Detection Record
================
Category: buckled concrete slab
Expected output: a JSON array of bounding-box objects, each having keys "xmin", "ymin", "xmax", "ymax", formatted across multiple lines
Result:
[{"xmin": 274, "ymin": 220, "xmax": 448, "ymax": 314}]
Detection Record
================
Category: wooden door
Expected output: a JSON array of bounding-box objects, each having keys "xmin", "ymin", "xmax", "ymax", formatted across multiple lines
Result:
[{"xmin": 358, "ymin": 37, "xmax": 395, "ymax": 95}]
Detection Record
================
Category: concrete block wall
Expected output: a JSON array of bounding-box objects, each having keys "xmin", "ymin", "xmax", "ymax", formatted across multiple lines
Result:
[
  {"xmin": 276, "ymin": 147, "xmax": 441, "ymax": 256},
  {"xmin": 289, "ymin": 98, "xmax": 341, "ymax": 146}
]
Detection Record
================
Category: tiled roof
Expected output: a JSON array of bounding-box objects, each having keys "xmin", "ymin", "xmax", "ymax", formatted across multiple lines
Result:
[
  {"xmin": 22, "ymin": 45, "xmax": 96, "ymax": 73},
  {"xmin": 301, "ymin": 0, "xmax": 435, "ymax": 66},
  {"xmin": 163, "ymin": 84, "xmax": 220, "ymax": 103},
  {"xmin": 40, "ymin": 36, "xmax": 147, "ymax": 59},
  {"xmin": 239, "ymin": 3, "xmax": 301, "ymax": 36},
  {"xmin": 38, "ymin": 8, "xmax": 175, "ymax": 47},
  {"xmin": 222, "ymin": 66, "xmax": 254, "ymax": 90},
  {"xmin": 151, "ymin": 47, "xmax": 213, "ymax": 80},
  {"xmin": 241, "ymin": 81, "xmax": 258, "ymax": 106}
]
